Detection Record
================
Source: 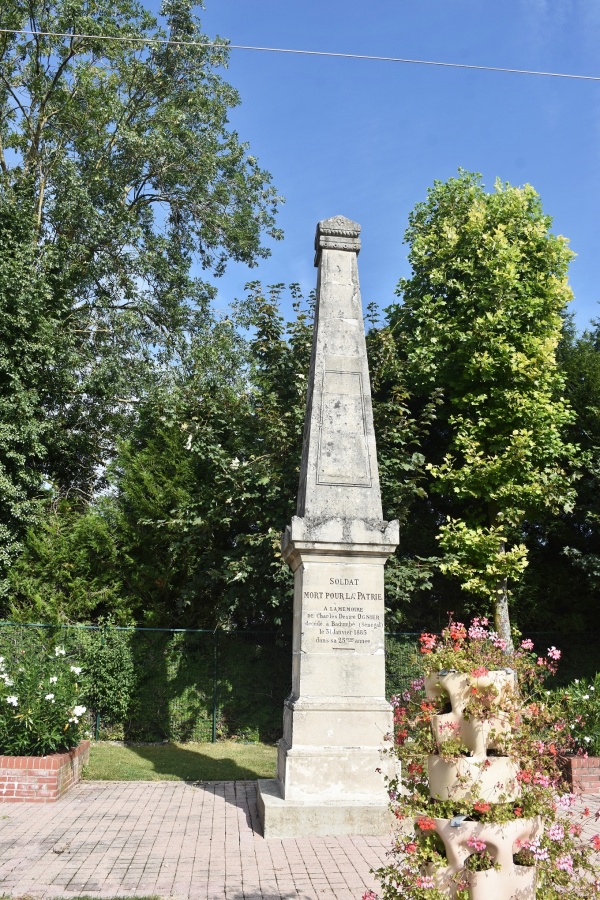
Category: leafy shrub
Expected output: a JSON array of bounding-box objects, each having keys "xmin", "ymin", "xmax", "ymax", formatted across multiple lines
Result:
[
  {"xmin": 552, "ymin": 673, "xmax": 600, "ymax": 756},
  {"xmin": 79, "ymin": 625, "xmax": 135, "ymax": 726},
  {"xmin": 0, "ymin": 643, "xmax": 87, "ymax": 755}
]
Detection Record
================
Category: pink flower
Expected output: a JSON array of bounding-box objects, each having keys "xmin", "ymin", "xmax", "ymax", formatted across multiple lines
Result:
[
  {"xmin": 547, "ymin": 824, "xmax": 564, "ymax": 841},
  {"xmin": 521, "ymin": 638, "xmax": 534, "ymax": 650},
  {"xmin": 556, "ymin": 854, "xmax": 574, "ymax": 875},
  {"xmin": 468, "ymin": 618, "xmax": 489, "ymax": 640},
  {"xmin": 524, "ymin": 838, "xmax": 549, "ymax": 862},
  {"xmin": 415, "ymin": 876, "xmax": 435, "ymax": 889},
  {"xmin": 470, "ymin": 666, "xmax": 489, "ymax": 678},
  {"xmin": 492, "ymin": 636, "xmax": 508, "ymax": 650},
  {"xmin": 556, "ymin": 793, "xmax": 575, "ymax": 810},
  {"xmin": 535, "ymin": 741, "xmax": 545, "ymax": 754},
  {"xmin": 547, "ymin": 646, "xmax": 561, "ymax": 661},
  {"xmin": 467, "ymin": 837, "xmax": 487, "ymax": 853},
  {"xmin": 533, "ymin": 772, "xmax": 551, "ymax": 787},
  {"xmin": 362, "ymin": 892, "xmax": 378, "ymax": 900}
]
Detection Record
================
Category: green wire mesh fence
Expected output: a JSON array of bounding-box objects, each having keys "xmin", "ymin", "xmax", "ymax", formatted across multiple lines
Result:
[{"xmin": 0, "ymin": 622, "xmax": 596, "ymax": 743}]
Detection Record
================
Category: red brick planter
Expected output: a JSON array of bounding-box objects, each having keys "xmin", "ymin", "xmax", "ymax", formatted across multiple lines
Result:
[
  {"xmin": 565, "ymin": 755, "xmax": 600, "ymax": 793},
  {"xmin": 0, "ymin": 740, "xmax": 90, "ymax": 802}
]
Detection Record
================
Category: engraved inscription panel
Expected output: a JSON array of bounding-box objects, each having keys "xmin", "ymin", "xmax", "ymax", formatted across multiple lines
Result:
[
  {"xmin": 316, "ymin": 370, "xmax": 371, "ymax": 486},
  {"xmin": 301, "ymin": 569, "xmax": 384, "ymax": 653}
]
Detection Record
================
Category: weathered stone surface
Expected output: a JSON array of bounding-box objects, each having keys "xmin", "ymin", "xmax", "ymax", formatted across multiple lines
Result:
[
  {"xmin": 297, "ymin": 216, "xmax": 382, "ymax": 521},
  {"xmin": 257, "ymin": 216, "xmax": 399, "ymax": 838}
]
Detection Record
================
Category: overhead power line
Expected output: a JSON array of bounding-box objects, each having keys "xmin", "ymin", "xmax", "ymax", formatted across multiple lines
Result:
[{"xmin": 0, "ymin": 28, "xmax": 600, "ymax": 82}]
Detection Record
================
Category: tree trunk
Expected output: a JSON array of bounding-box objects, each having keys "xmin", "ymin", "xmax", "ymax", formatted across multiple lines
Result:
[
  {"xmin": 488, "ymin": 503, "xmax": 514, "ymax": 653},
  {"xmin": 494, "ymin": 572, "xmax": 514, "ymax": 653}
]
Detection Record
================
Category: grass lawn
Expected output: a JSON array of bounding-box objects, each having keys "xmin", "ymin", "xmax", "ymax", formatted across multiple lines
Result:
[{"xmin": 86, "ymin": 740, "xmax": 277, "ymax": 781}]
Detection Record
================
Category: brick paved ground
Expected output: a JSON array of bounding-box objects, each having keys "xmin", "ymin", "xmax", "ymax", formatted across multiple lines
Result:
[
  {"xmin": 0, "ymin": 781, "xmax": 390, "ymax": 900},
  {"xmin": 0, "ymin": 781, "xmax": 598, "ymax": 900}
]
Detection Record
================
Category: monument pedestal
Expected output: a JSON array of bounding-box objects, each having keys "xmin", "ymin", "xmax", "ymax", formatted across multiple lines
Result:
[
  {"xmin": 258, "ymin": 518, "xmax": 399, "ymax": 837},
  {"xmin": 258, "ymin": 217, "xmax": 399, "ymax": 837}
]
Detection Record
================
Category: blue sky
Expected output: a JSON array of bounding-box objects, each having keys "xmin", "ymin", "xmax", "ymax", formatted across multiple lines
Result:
[{"xmin": 161, "ymin": 1, "xmax": 600, "ymax": 329}]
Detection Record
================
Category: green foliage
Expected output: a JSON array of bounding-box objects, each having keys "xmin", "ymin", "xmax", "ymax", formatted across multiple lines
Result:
[
  {"xmin": 552, "ymin": 673, "xmax": 600, "ymax": 756},
  {"xmin": 5, "ymin": 501, "xmax": 135, "ymax": 623},
  {"xmin": 0, "ymin": 189, "xmax": 60, "ymax": 585},
  {"xmin": 0, "ymin": 634, "xmax": 87, "ymax": 755},
  {"xmin": 390, "ymin": 171, "xmax": 577, "ymax": 633},
  {"xmin": 0, "ymin": 0, "xmax": 281, "ymax": 579},
  {"xmin": 516, "ymin": 321, "xmax": 600, "ymax": 631},
  {"xmin": 107, "ymin": 283, "xmax": 311, "ymax": 629},
  {"xmin": 79, "ymin": 626, "xmax": 136, "ymax": 724},
  {"xmin": 367, "ymin": 311, "xmax": 442, "ymax": 626}
]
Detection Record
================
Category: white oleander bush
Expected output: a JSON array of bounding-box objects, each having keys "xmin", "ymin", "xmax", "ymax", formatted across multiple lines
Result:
[{"xmin": 0, "ymin": 644, "xmax": 87, "ymax": 755}]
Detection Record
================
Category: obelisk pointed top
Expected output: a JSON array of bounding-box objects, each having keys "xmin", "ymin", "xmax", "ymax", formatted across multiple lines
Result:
[{"xmin": 314, "ymin": 216, "xmax": 361, "ymax": 266}]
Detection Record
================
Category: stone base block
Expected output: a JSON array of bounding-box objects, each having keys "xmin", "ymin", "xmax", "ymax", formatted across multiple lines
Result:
[{"xmin": 257, "ymin": 778, "xmax": 394, "ymax": 838}]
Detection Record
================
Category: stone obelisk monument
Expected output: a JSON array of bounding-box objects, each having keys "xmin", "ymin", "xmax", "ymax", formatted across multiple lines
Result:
[{"xmin": 257, "ymin": 216, "xmax": 399, "ymax": 837}]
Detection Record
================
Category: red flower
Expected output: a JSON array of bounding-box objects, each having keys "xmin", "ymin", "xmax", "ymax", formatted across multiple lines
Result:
[
  {"xmin": 514, "ymin": 807, "xmax": 523, "ymax": 817},
  {"xmin": 416, "ymin": 816, "xmax": 437, "ymax": 832},
  {"xmin": 405, "ymin": 841, "xmax": 418, "ymax": 854},
  {"xmin": 591, "ymin": 835, "xmax": 600, "ymax": 851},
  {"xmin": 473, "ymin": 801, "xmax": 491, "ymax": 814},
  {"xmin": 449, "ymin": 622, "xmax": 467, "ymax": 643},
  {"xmin": 419, "ymin": 633, "xmax": 437, "ymax": 654}
]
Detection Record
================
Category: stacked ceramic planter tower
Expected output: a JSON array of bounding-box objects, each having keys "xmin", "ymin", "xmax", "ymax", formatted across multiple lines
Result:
[{"xmin": 422, "ymin": 669, "xmax": 542, "ymax": 899}]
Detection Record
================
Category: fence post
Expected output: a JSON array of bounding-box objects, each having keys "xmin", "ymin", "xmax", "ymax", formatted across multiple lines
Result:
[
  {"xmin": 94, "ymin": 623, "xmax": 107, "ymax": 742},
  {"xmin": 212, "ymin": 629, "xmax": 218, "ymax": 743}
]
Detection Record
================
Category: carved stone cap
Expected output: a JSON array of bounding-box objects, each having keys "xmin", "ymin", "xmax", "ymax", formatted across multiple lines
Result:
[{"xmin": 314, "ymin": 215, "xmax": 361, "ymax": 266}]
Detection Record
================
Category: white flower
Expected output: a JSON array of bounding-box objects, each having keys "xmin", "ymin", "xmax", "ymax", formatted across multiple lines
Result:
[
  {"xmin": 70, "ymin": 666, "xmax": 82, "ymax": 675},
  {"xmin": 584, "ymin": 736, "xmax": 592, "ymax": 743},
  {"xmin": 44, "ymin": 693, "xmax": 55, "ymax": 701},
  {"xmin": 583, "ymin": 695, "xmax": 590, "ymax": 700},
  {"xmin": 49, "ymin": 676, "xmax": 58, "ymax": 684},
  {"xmin": 230, "ymin": 457, "xmax": 240, "ymax": 469},
  {"xmin": 575, "ymin": 679, "xmax": 579, "ymax": 684},
  {"xmin": 54, "ymin": 646, "xmax": 66, "ymax": 656},
  {"xmin": 6, "ymin": 696, "xmax": 18, "ymax": 706},
  {"xmin": 72, "ymin": 705, "xmax": 87, "ymax": 717},
  {"xmin": 68, "ymin": 716, "xmax": 79, "ymax": 724},
  {"xmin": 1, "ymin": 674, "xmax": 13, "ymax": 686},
  {"xmin": 591, "ymin": 687, "xmax": 595, "ymax": 691},
  {"xmin": 0, "ymin": 656, "xmax": 4, "ymax": 665}
]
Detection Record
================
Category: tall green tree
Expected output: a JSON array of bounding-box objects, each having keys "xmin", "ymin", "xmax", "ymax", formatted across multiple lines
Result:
[
  {"xmin": 0, "ymin": 0, "xmax": 281, "ymax": 580},
  {"xmin": 391, "ymin": 171, "xmax": 577, "ymax": 645},
  {"xmin": 0, "ymin": 189, "xmax": 60, "ymax": 578},
  {"xmin": 7, "ymin": 285, "xmax": 312, "ymax": 627},
  {"xmin": 512, "ymin": 320, "xmax": 600, "ymax": 634}
]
